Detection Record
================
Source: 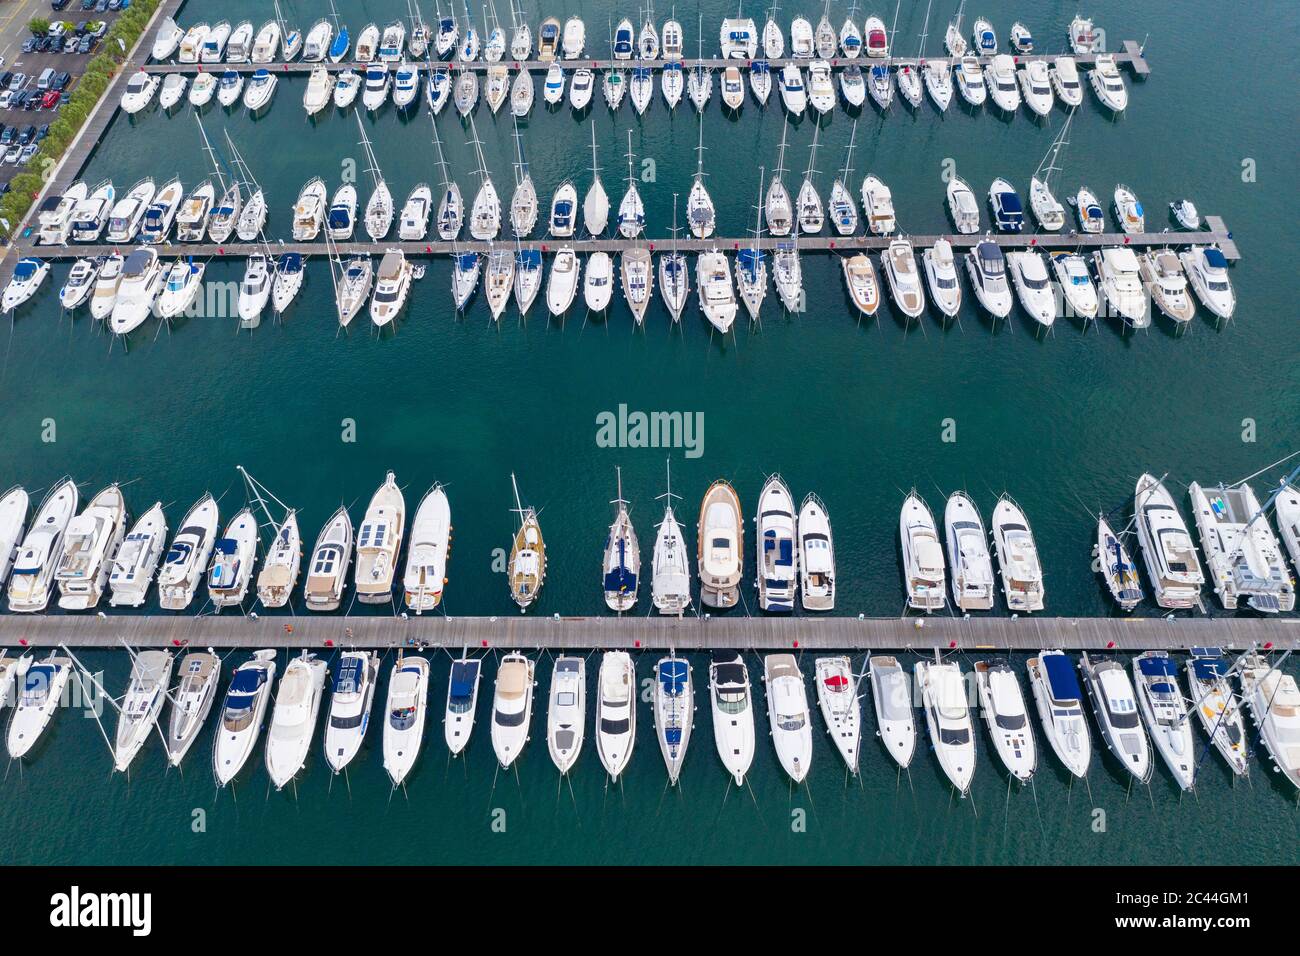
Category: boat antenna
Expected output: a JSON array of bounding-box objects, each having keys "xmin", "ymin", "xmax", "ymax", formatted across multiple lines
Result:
[
  {"xmin": 774, "ymin": 114, "xmax": 789, "ymax": 180},
  {"xmin": 512, "ymin": 113, "xmax": 528, "ymax": 188},
  {"xmin": 354, "ymin": 110, "xmax": 385, "ymax": 190}
]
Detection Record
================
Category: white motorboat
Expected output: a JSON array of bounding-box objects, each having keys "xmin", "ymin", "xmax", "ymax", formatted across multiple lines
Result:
[
  {"xmin": 1132, "ymin": 651, "xmax": 1196, "ymax": 790},
  {"xmin": 392, "ymin": 63, "xmax": 420, "ymax": 110},
  {"xmin": 402, "ymin": 484, "xmax": 451, "ymax": 614},
  {"xmin": 815, "ymin": 656, "xmax": 859, "ymax": 772},
  {"xmin": 37, "ymin": 181, "xmax": 88, "ymax": 245},
  {"xmin": 303, "ymin": 506, "xmax": 353, "ymax": 611},
  {"xmin": 111, "ymin": 649, "xmax": 174, "ymax": 772},
  {"xmin": 226, "ymin": 20, "xmax": 254, "ymax": 61},
  {"xmin": 807, "ymin": 60, "xmax": 835, "ymax": 114},
  {"xmin": 1178, "ymin": 246, "xmax": 1235, "ymax": 320},
  {"xmin": 152, "ymin": 16, "xmax": 184, "ymax": 61},
  {"xmin": 971, "ymin": 15, "xmax": 996, "ymax": 53},
  {"xmin": 696, "ymin": 251, "xmax": 738, "ymax": 332},
  {"xmin": 915, "ymin": 655, "xmax": 976, "ymax": 794},
  {"xmin": 88, "ymin": 254, "xmax": 122, "ymax": 317},
  {"xmin": 301, "ymin": 19, "xmax": 332, "ymax": 61},
  {"xmin": 1113, "ymin": 183, "xmax": 1144, "ymax": 234},
  {"xmin": 568, "ymin": 66, "xmax": 594, "ymax": 111},
  {"xmin": 882, "ymin": 238, "xmax": 925, "ymax": 319},
  {"xmin": 165, "ymin": 651, "xmax": 220, "ymax": 765},
  {"xmin": 380, "ymin": 654, "xmax": 429, "ymax": 787},
  {"xmin": 178, "ymin": 23, "xmax": 210, "ymax": 64},
  {"xmin": 6, "ymin": 654, "xmax": 72, "ymax": 759},
  {"xmin": 291, "ymin": 177, "xmax": 328, "ymax": 240},
  {"xmin": 764, "ymin": 654, "xmax": 812, "ymax": 783},
  {"xmin": 596, "ymin": 651, "xmax": 636, "ymax": 780},
  {"xmin": 59, "ymin": 257, "xmax": 101, "ymax": 311},
  {"xmin": 1238, "ymin": 654, "xmax": 1300, "ymax": 791},
  {"xmin": 215, "ymin": 69, "xmax": 244, "ymax": 108},
  {"xmin": 0, "ymin": 486, "xmax": 29, "ymax": 586},
  {"xmin": 697, "ymin": 479, "xmax": 742, "ymax": 607},
  {"xmin": 120, "ymin": 70, "xmax": 160, "ymax": 114},
  {"xmin": 990, "ymin": 496, "xmax": 1045, "ymax": 612},
  {"xmin": 69, "ymin": 180, "xmax": 115, "ymax": 243},
  {"xmin": 263, "ymin": 652, "xmax": 327, "ymax": 789},
  {"xmin": 1190, "ymin": 481, "xmax": 1294, "ymax": 613},
  {"xmin": 1185, "ymin": 680, "xmax": 1253, "ymax": 799},
  {"xmin": 900, "ymin": 492, "xmax": 946, "ymax": 612},
  {"xmin": 1026, "ymin": 651, "xmax": 1092, "ymax": 779},
  {"xmin": 156, "ymin": 494, "xmax": 218, "ymax": 611},
  {"xmin": 984, "ymin": 54, "xmax": 1020, "ymax": 112},
  {"xmin": 721, "ymin": 65, "xmax": 745, "ymax": 111},
  {"xmin": 355, "ymin": 22, "xmax": 380, "ymax": 61},
  {"xmin": 1018, "ymin": 59, "xmax": 1053, "ymax": 116},
  {"xmin": 206, "ymin": 507, "xmax": 257, "ymax": 608},
  {"xmin": 964, "ymin": 238, "xmax": 1012, "ymax": 318},
  {"xmin": 362, "ymin": 63, "xmax": 391, "ymax": 111},
  {"xmin": 789, "ymin": 15, "xmax": 814, "ymax": 56},
  {"xmin": 842, "ymin": 253, "xmax": 879, "ymax": 317},
  {"xmin": 1089, "ymin": 54, "xmax": 1127, "ymax": 111},
  {"xmin": 1069, "ymin": 15, "xmax": 1101, "ymax": 54},
  {"xmin": 868, "ymin": 655, "xmax": 915, "ymax": 769},
  {"xmin": 1093, "ymin": 246, "xmax": 1149, "ymax": 328},
  {"xmin": 1170, "ymin": 198, "xmax": 1200, "ymax": 230},
  {"xmin": 944, "ymin": 491, "xmax": 993, "ymax": 610},
  {"xmin": 974, "ymin": 659, "xmax": 1037, "ymax": 783},
  {"xmin": 152, "ymin": 258, "xmax": 204, "ymax": 321},
  {"xmin": 754, "ymin": 475, "xmax": 797, "ymax": 613},
  {"xmin": 250, "ymin": 21, "xmax": 281, "ymax": 62},
  {"xmin": 333, "ymin": 69, "xmax": 361, "ymax": 109},
  {"xmin": 954, "ymin": 55, "xmax": 985, "ymax": 106},
  {"xmin": 322, "ymin": 651, "xmax": 379, "ymax": 773},
  {"xmin": 377, "ymin": 19, "xmax": 406, "ymax": 61},
  {"xmin": 709, "ymin": 652, "xmax": 755, "ymax": 785},
  {"xmin": 1080, "ymin": 651, "xmax": 1152, "ymax": 784},
  {"xmin": 1097, "ymin": 515, "xmax": 1142, "ymax": 611},
  {"xmin": 1049, "ymin": 56, "xmax": 1083, "ymax": 108},
  {"xmin": 861, "ymin": 174, "xmax": 896, "ymax": 234},
  {"xmin": 352, "ymin": 471, "xmax": 405, "ymax": 601},
  {"xmin": 53, "ymin": 484, "xmax": 126, "ymax": 611},
  {"xmin": 945, "ymin": 176, "xmax": 979, "ymax": 234},
  {"xmin": 922, "ymin": 239, "xmax": 962, "ymax": 318},
  {"xmin": 255, "ymin": 511, "xmax": 301, "ymax": 609},
  {"xmin": 271, "ymin": 253, "xmax": 305, "ymax": 314},
  {"xmin": 545, "ymin": 247, "xmax": 580, "ymax": 316},
  {"xmin": 369, "ymin": 249, "xmax": 414, "ymax": 327},
  {"xmin": 444, "ymin": 657, "xmax": 482, "ymax": 755},
  {"xmin": 507, "ymin": 474, "xmax": 546, "ymax": 610},
  {"xmin": 1134, "ymin": 473, "xmax": 1204, "ymax": 610},
  {"xmin": 795, "ymin": 493, "xmax": 835, "ymax": 611},
  {"xmin": 1006, "ymin": 250, "xmax": 1056, "ymax": 328},
  {"xmin": 838, "ymin": 64, "xmax": 865, "ymax": 108},
  {"xmin": 237, "ymin": 251, "xmax": 273, "ymax": 324},
  {"xmin": 560, "ymin": 15, "xmax": 585, "ymax": 58},
  {"xmin": 1140, "ymin": 250, "xmax": 1196, "ymax": 324},
  {"xmin": 327, "ymin": 183, "xmax": 357, "ymax": 240},
  {"xmin": 541, "ymin": 62, "xmax": 565, "ymax": 105},
  {"xmin": 612, "ymin": 17, "xmax": 634, "ymax": 59},
  {"xmin": 108, "ymin": 248, "xmax": 165, "ymax": 335},
  {"xmin": 2, "ymin": 258, "xmax": 49, "ymax": 312},
  {"xmin": 242, "ymin": 69, "xmax": 277, "ymax": 112},
  {"xmin": 490, "ymin": 652, "xmax": 535, "ymax": 767},
  {"xmin": 212, "ymin": 649, "xmax": 277, "ymax": 786},
  {"xmin": 779, "ymin": 64, "xmax": 806, "ymax": 116},
  {"xmin": 840, "ymin": 15, "xmax": 862, "ymax": 57},
  {"xmin": 549, "ymin": 180, "xmax": 577, "ymax": 238},
  {"xmin": 547, "ymin": 656, "xmax": 585, "ymax": 774},
  {"xmin": 1050, "ymin": 251, "xmax": 1099, "ymax": 320},
  {"xmin": 663, "ymin": 17, "xmax": 684, "ymax": 57},
  {"xmin": 200, "ymin": 21, "xmax": 232, "ymax": 63}
]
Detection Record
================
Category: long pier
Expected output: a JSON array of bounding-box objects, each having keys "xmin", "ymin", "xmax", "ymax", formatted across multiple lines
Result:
[
  {"xmin": 3, "ymin": 614, "xmax": 1295, "ymax": 651},
  {"xmin": 22, "ymin": 217, "xmax": 1239, "ymax": 262},
  {"xmin": 142, "ymin": 40, "xmax": 1151, "ymax": 75}
]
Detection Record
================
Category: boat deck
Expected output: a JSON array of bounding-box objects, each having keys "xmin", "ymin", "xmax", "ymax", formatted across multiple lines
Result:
[{"xmin": 2, "ymin": 612, "xmax": 1293, "ymax": 651}]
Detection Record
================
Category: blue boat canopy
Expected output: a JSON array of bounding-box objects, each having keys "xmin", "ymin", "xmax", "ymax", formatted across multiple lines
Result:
[
  {"xmin": 278, "ymin": 253, "xmax": 302, "ymax": 272},
  {"xmin": 229, "ymin": 667, "xmax": 266, "ymax": 694},
  {"xmin": 1137, "ymin": 655, "xmax": 1177, "ymax": 677},
  {"xmin": 1043, "ymin": 653, "xmax": 1082, "ymax": 701},
  {"xmin": 24, "ymin": 664, "xmax": 55, "ymax": 691},
  {"xmin": 516, "ymin": 249, "xmax": 542, "ymax": 268},
  {"xmin": 328, "ymin": 208, "xmax": 352, "ymax": 229},
  {"xmin": 1203, "ymin": 248, "xmax": 1227, "ymax": 268},
  {"xmin": 449, "ymin": 661, "xmax": 478, "ymax": 699},
  {"xmin": 333, "ymin": 658, "xmax": 364, "ymax": 694},
  {"xmin": 659, "ymin": 660, "xmax": 688, "ymax": 694},
  {"xmin": 1192, "ymin": 657, "xmax": 1228, "ymax": 681},
  {"xmin": 457, "ymin": 252, "xmax": 479, "ymax": 269}
]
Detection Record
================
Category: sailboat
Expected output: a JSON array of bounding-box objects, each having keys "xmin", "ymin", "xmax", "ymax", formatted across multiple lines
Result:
[
  {"xmin": 651, "ymin": 460, "xmax": 692, "ymax": 614},
  {"xmin": 509, "ymin": 119, "xmax": 537, "ymax": 237},
  {"xmin": 829, "ymin": 121, "xmax": 859, "ymax": 235},
  {"xmin": 430, "ymin": 113, "xmax": 463, "ymax": 240},
  {"xmin": 896, "ymin": 0, "xmax": 930, "ymax": 109},
  {"xmin": 796, "ymin": 123, "xmax": 824, "ymax": 235},
  {"xmin": 237, "ymin": 467, "xmax": 301, "ymax": 610},
  {"xmin": 507, "ymin": 473, "xmax": 545, "ymax": 611},
  {"xmin": 944, "ymin": 0, "xmax": 967, "ymax": 56},
  {"xmin": 766, "ymin": 118, "xmax": 793, "ymax": 236},
  {"xmin": 583, "ymin": 123, "xmax": 609, "ymax": 237},
  {"xmin": 1029, "ymin": 107, "xmax": 1072, "ymax": 231},
  {"xmin": 467, "ymin": 116, "xmax": 500, "ymax": 240},
  {"xmin": 658, "ymin": 194, "xmax": 689, "ymax": 321},
  {"xmin": 621, "ymin": 246, "xmax": 653, "ymax": 324},
  {"xmin": 617, "ymin": 130, "xmax": 645, "ymax": 238},
  {"xmin": 687, "ymin": 12, "xmax": 711, "ymax": 110},
  {"xmin": 737, "ymin": 170, "xmax": 768, "ymax": 320},
  {"xmin": 687, "ymin": 119, "xmax": 715, "ymax": 239},
  {"xmin": 602, "ymin": 467, "xmax": 639, "ymax": 612},
  {"xmin": 356, "ymin": 114, "xmax": 393, "ymax": 240}
]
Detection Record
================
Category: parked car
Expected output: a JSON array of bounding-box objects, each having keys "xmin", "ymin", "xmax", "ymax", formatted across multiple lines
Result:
[
  {"xmin": 90, "ymin": 21, "xmax": 108, "ymax": 38},
  {"xmin": 0, "ymin": 126, "xmax": 15, "ymax": 146},
  {"xmin": 78, "ymin": 35, "xmax": 95, "ymax": 53},
  {"xmin": 52, "ymin": 0, "xmax": 72, "ymax": 8},
  {"xmin": 21, "ymin": 38, "xmax": 39, "ymax": 54},
  {"xmin": 17, "ymin": 125, "xmax": 35, "ymax": 145},
  {"xmin": 18, "ymin": 144, "xmax": 37, "ymax": 165},
  {"xmin": 3, "ymin": 145, "xmax": 23, "ymax": 165},
  {"xmin": 62, "ymin": 35, "xmax": 80, "ymax": 53},
  {"xmin": 40, "ymin": 90, "xmax": 61, "ymax": 109},
  {"xmin": 53, "ymin": 72, "xmax": 71, "ymax": 91},
  {"xmin": 8, "ymin": 73, "xmax": 27, "ymax": 91},
  {"xmin": 80, "ymin": 0, "xmax": 95, "ymax": 9},
  {"xmin": 36, "ymin": 123, "xmax": 50, "ymax": 140}
]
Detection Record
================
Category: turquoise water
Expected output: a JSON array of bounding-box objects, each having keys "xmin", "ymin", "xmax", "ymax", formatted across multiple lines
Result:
[{"xmin": 0, "ymin": 0, "xmax": 1297, "ymax": 864}]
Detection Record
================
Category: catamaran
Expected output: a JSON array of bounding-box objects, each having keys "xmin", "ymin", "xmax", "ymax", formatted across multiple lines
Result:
[
  {"xmin": 547, "ymin": 656, "xmax": 585, "ymax": 774},
  {"xmin": 1189, "ymin": 481, "xmax": 1294, "ymax": 613},
  {"xmin": 113, "ymin": 650, "xmax": 175, "ymax": 772},
  {"xmin": 212, "ymin": 649, "xmax": 277, "ymax": 786},
  {"xmin": 709, "ymin": 652, "xmax": 756, "ymax": 785},
  {"xmin": 1026, "ymin": 650, "xmax": 1092, "ymax": 779},
  {"xmin": 974, "ymin": 658, "xmax": 1037, "ymax": 782},
  {"xmin": 323, "ymin": 651, "xmax": 380, "ymax": 774},
  {"xmin": 815, "ymin": 656, "xmax": 860, "ymax": 772},
  {"xmin": 491, "ymin": 652, "xmax": 535, "ymax": 767},
  {"xmin": 382, "ymin": 653, "xmax": 430, "ymax": 786},
  {"xmin": 264, "ymin": 652, "xmax": 328, "ymax": 790}
]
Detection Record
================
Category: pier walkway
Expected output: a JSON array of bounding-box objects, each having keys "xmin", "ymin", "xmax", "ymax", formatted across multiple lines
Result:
[
  {"xmin": 3, "ymin": 613, "xmax": 1294, "ymax": 652},
  {"xmin": 19, "ymin": 218, "xmax": 1239, "ymax": 262}
]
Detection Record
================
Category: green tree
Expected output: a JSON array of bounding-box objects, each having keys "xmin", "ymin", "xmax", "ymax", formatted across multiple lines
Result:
[{"xmin": 28, "ymin": 17, "xmax": 50, "ymax": 35}]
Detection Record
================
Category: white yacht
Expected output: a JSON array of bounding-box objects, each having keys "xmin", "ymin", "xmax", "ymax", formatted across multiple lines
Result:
[
  {"xmin": 236, "ymin": 187, "xmax": 266, "ymax": 241},
  {"xmin": 549, "ymin": 180, "xmax": 578, "ymax": 238},
  {"xmin": 336, "ymin": 256, "xmax": 374, "ymax": 325},
  {"xmin": 662, "ymin": 61, "xmax": 684, "ymax": 107},
  {"xmin": 322, "ymin": 651, "xmax": 379, "ymax": 774},
  {"xmin": 6, "ymin": 655, "xmax": 72, "ymax": 759},
  {"xmin": 974, "ymin": 659, "xmax": 1037, "ymax": 782},
  {"xmin": 212, "ymin": 649, "xmax": 277, "ymax": 786},
  {"xmin": 1113, "ymin": 183, "xmax": 1144, "ymax": 234},
  {"xmin": 698, "ymin": 479, "xmax": 743, "ymax": 607},
  {"xmin": 922, "ymin": 240, "xmax": 962, "ymax": 319},
  {"xmin": 709, "ymin": 652, "xmax": 756, "ymax": 785},
  {"xmin": 789, "ymin": 16, "xmax": 814, "ymax": 57},
  {"xmin": 1097, "ymin": 515, "xmax": 1142, "ymax": 611},
  {"xmin": 370, "ymin": 250, "xmax": 414, "ymax": 327},
  {"xmin": 601, "ymin": 468, "xmax": 640, "ymax": 611},
  {"xmin": 882, "ymin": 238, "xmax": 925, "ymax": 319},
  {"xmin": 255, "ymin": 512, "xmax": 300, "ymax": 609},
  {"xmin": 264, "ymin": 652, "xmax": 327, "ymax": 790},
  {"xmin": 984, "ymin": 54, "xmax": 1020, "ymax": 112},
  {"xmin": 720, "ymin": 65, "xmax": 744, "ymax": 111},
  {"xmin": 1080, "ymin": 652, "xmax": 1152, "ymax": 784},
  {"xmin": 2, "ymin": 257, "xmax": 48, "ymax": 313},
  {"xmin": 485, "ymin": 249, "xmax": 514, "ymax": 320},
  {"xmin": 659, "ymin": 249, "xmax": 689, "ymax": 322},
  {"xmin": 1140, "ymin": 251, "xmax": 1195, "ymax": 324},
  {"xmin": 1006, "ymin": 250, "xmax": 1056, "ymax": 328},
  {"xmin": 861, "ymin": 175, "xmax": 896, "ymax": 235},
  {"xmin": 1068, "ymin": 16, "xmax": 1101, "ymax": 54},
  {"xmin": 333, "ymin": 69, "xmax": 361, "ymax": 109},
  {"xmin": 944, "ymin": 491, "xmax": 993, "ymax": 611},
  {"xmin": 1170, "ymin": 198, "xmax": 1200, "ymax": 230},
  {"xmin": 54, "ymin": 484, "xmax": 127, "ymax": 611},
  {"xmin": 900, "ymin": 492, "xmax": 946, "ymax": 612},
  {"xmin": 69, "ymin": 180, "xmax": 115, "ymax": 243},
  {"xmin": 225, "ymin": 20, "xmax": 254, "ymax": 62},
  {"xmin": 301, "ymin": 64, "xmax": 335, "ymax": 116},
  {"xmin": 205, "ymin": 507, "xmax": 257, "ymax": 608},
  {"xmin": 242, "ymin": 69, "xmax": 277, "ymax": 112},
  {"xmin": 815, "ymin": 656, "xmax": 860, "ymax": 773},
  {"xmin": 868, "ymin": 655, "xmax": 916, "ymax": 769},
  {"xmin": 1237, "ymin": 653, "xmax": 1300, "ymax": 791},
  {"xmin": 113, "ymin": 650, "xmax": 174, "ymax": 772},
  {"xmin": 1178, "ymin": 246, "xmax": 1235, "ymax": 320},
  {"xmin": 510, "ymin": 18, "xmax": 531, "ymax": 59},
  {"xmin": 0, "ymin": 486, "xmax": 29, "ymax": 585},
  {"xmin": 652, "ymin": 656, "xmax": 692, "ymax": 783},
  {"xmin": 946, "ymin": 176, "xmax": 980, "ymax": 234},
  {"xmin": 915, "ymin": 655, "xmax": 976, "ymax": 795},
  {"xmin": 1134, "ymin": 473, "xmax": 1204, "ymax": 609},
  {"xmin": 838, "ymin": 64, "xmax": 865, "ymax": 107},
  {"xmin": 561, "ymin": 15, "xmax": 585, "ymax": 58},
  {"xmin": 1276, "ymin": 481, "xmax": 1300, "ymax": 571},
  {"xmin": 361, "ymin": 63, "xmax": 391, "ymax": 110},
  {"xmin": 1018, "ymin": 59, "xmax": 1053, "ymax": 116},
  {"xmin": 188, "ymin": 72, "xmax": 217, "ymax": 106},
  {"xmin": 37, "ymin": 182, "xmax": 88, "ymax": 245},
  {"xmin": 156, "ymin": 494, "xmax": 218, "ymax": 610},
  {"xmin": 1094, "ymin": 246, "xmax": 1149, "ymax": 328},
  {"xmin": 546, "ymin": 247, "xmax": 580, "ymax": 316},
  {"xmin": 990, "ymin": 497, "xmax": 1045, "ymax": 613},
  {"xmin": 490, "ymin": 652, "xmax": 535, "ymax": 768},
  {"xmin": 250, "ymin": 21, "xmax": 281, "ymax": 62},
  {"xmin": 1050, "ymin": 56, "xmax": 1083, "ymax": 106},
  {"xmin": 842, "ymin": 253, "xmax": 880, "ymax": 316},
  {"xmin": 215, "ymin": 69, "xmax": 244, "ymax": 107},
  {"xmin": 1190, "ymin": 481, "xmax": 1294, "ymax": 613},
  {"xmin": 402, "ymin": 484, "xmax": 450, "ymax": 614},
  {"xmin": 954, "ymin": 55, "xmax": 985, "ymax": 106},
  {"xmin": 370, "ymin": 655, "xmax": 427, "ymax": 789},
  {"xmin": 1050, "ymin": 252, "xmax": 1099, "ymax": 321},
  {"xmin": 583, "ymin": 252, "xmax": 613, "ymax": 312},
  {"xmin": 152, "ymin": 16, "xmax": 184, "ymax": 60},
  {"xmin": 546, "ymin": 656, "xmax": 585, "ymax": 774},
  {"xmin": 303, "ymin": 506, "xmax": 353, "ymax": 612},
  {"xmin": 237, "ymin": 253, "xmax": 272, "ymax": 326},
  {"xmin": 7, "ymin": 479, "xmax": 79, "ymax": 614},
  {"xmin": 797, "ymin": 494, "xmax": 835, "ymax": 611},
  {"xmin": 696, "ymin": 250, "xmax": 739, "ymax": 333},
  {"xmin": 764, "ymin": 655, "xmax": 812, "ymax": 783},
  {"xmin": 291, "ymin": 178, "xmax": 328, "ymax": 240},
  {"xmin": 119, "ymin": 70, "xmax": 160, "ymax": 114},
  {"xmin": 350, "ymin": 471, "xmax": 406, "ymax": 603},
  {"xmin": 1074, "ymin": 185, "xmax": 1105, "ymax": 233},
  {"xmin": 964, "ymin": 239, "xmax": 1013, "ymax": 318},
  {"xmin": 663, "ymin": 17, "xmax": 684, "ymax": 57},
  {"xmin": 178, "ymin": 22, "xmax": 211, "ymax": 63},
  {"xmin": 1026, "ymin": 650, "xmax": 1092, "ymax": 779},
  {"xmin": 1132, "ymin": 651, "xmax": 1196, "ymax": 790},
  {"xmin": 445, "ymin": 657, "xmax": 482, "ymax": 756},
  {"xmin": 971, "ymin": 16, "xmax": 996, "ymax": 53},
  {"xmin": 651, "ymin": 465, "xmax": 692, "ymax": 616},
  {"xmin": 755, "ymin": 475, "xmax": 797, "ymax": 613},
  {"xmin": 166, "ymin": 652, "xmax": 220, "ymax": 766},
  {"xmin": 201, "ymin": 20, "xmax": 233, "ymax": 62},
  {"xmin": 152, "ymin": 258, "xmax": 204, "ymax": 321},
  {"xmin": 568, "ymin": 66, "xmax": 593, "ymax": 110},
  {"xmin": 720, "ymin": 17, "xmax": 757, "ymax": 58},
  {"xmin": 367, "ymin": 179, "xmax": 394, "ymax": 240},
  {"xmin": 596, "ymin": 651, "xmax": 636, "ymax": 780},
  {"xmin": 779, "ymin": 64, "xmax": 806, "ymax": 115},
  {"xmin": 1089, "ymin": 54, "xmax": 1127, "ymax": 111}
]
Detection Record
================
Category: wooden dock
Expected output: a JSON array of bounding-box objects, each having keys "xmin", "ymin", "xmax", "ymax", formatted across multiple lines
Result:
[
  {"xmin": 140, "ymin": 45, "xmax": 1151, "ymax": 76},
  {"xmin": 19, "ymin": 220, "xmax": 1239, "ymax": 262},
  {"xmin": 2, "ymin": 613, "xmax": 1294, "ymax": 652}
]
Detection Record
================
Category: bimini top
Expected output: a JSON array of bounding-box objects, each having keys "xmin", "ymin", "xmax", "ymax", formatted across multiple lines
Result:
[
  {"xmin": 457, "ymin": 252, "xmax": 479, "ymax": 270},
  {"xmin": 13, "ymin": 259, "xmax": 43, "ymax": 280},
  {"xmin": 278, "ymin": 253, "xmax": 303, "ymax": 273},
  {"xmin": 516, "ymin": 249, "xmax": 542, "ymax": 268},
  {"xmin": 712, "ymin": 661, "xmax": 746, "ymax": 686},
  {"xmin": 228, "ymin": 666, "xmax": 267, "ymax": 696},
  {"xmin": 659, "ymin": 659, "xmax": 688, "ymax": 696},
  {"xmin": 977, "ymin": 241, "xmax": 1006, "ymax": 271},
  {"xmin": 1044, "ymin": 653, "xmax": 1083, "ymax": 702},
  {"xmin": 449, "ymin": 660, "xmax": 480, "ymax": 701},
  {"xmin": 1202, "ymin": 247, "xmax": 1228, "ymax": 269},
  {"xmin": 1191, "ymin": 656, "xmax": 1229, "ymax": 682}
]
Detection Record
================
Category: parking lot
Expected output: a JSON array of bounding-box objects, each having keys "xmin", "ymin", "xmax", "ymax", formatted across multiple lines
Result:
[{"xmin": 0, "ymin": 0, "xmax": 126, "ymax": 192}]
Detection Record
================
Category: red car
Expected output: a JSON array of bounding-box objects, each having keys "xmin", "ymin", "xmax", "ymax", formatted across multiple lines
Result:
[{"xmin": 40, "ymin": 89, "xmax": 60, "ymax": 109}]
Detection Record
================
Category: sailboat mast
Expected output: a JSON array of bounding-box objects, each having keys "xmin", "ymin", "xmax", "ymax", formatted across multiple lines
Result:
[{"xmin": 510, "ymin": 472, "xmax": 525, "ymax": 528}]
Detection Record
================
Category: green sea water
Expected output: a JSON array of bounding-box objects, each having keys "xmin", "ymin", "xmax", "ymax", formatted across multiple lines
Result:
[{"xmin": 0, "ymin": 0, "xmax": 1297, "ymax": 864}]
